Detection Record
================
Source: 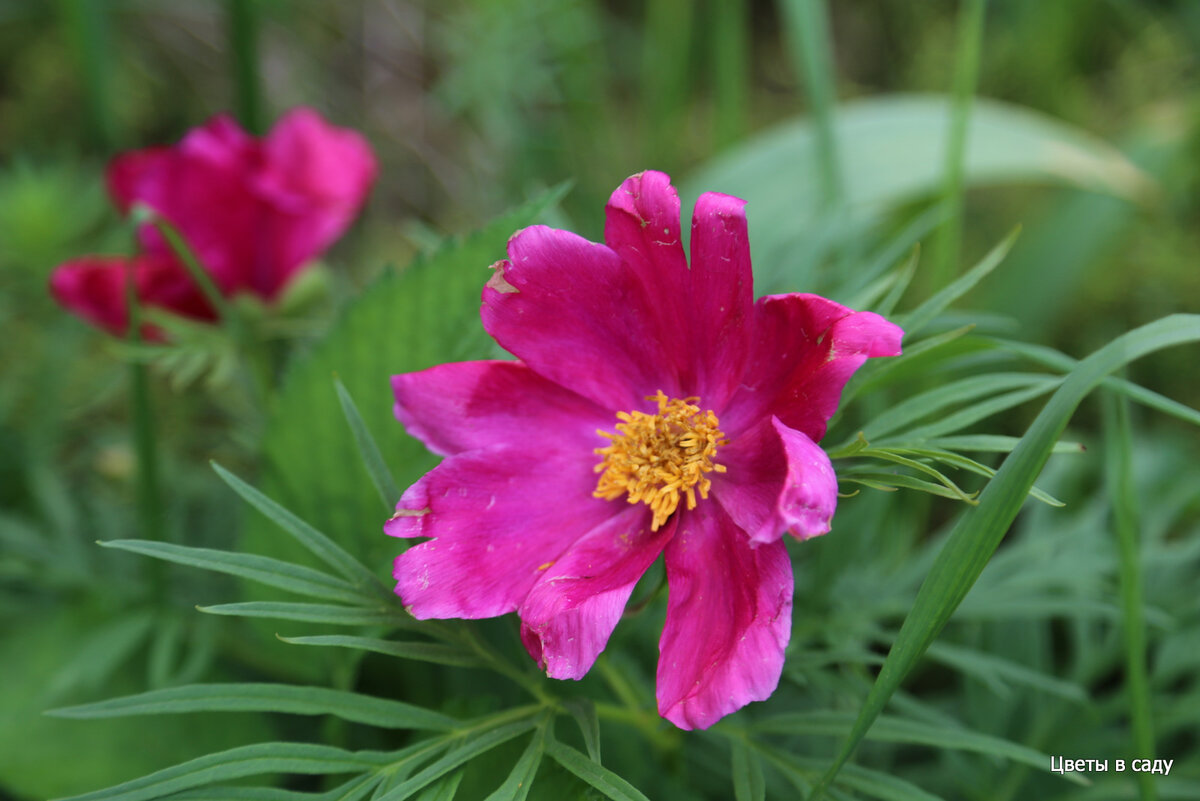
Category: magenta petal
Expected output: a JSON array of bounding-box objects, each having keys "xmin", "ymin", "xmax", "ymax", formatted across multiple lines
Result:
[
  {"xmin": 688, "ymin": 191, "xmax": 754, "ymax": 410},
  {"xmin": 657, "ymin": 505, "xmax": 792, "ymax": 730},
  {"xmin": 519, "ymin": 504, "xmax": 669, "ymax": 679},
  {"xmin": 714, "ymin": 417, "xmax": 838, "ymax": 545},
  {"xmin": 392, "ymin": 360, "xmax": 608, "ymax": 457},
  {"xmin": 723, "ymin": 293, "xmax": 904, "ymax": 441},
  {"xmin": 481, "ymin": 225, "xmax": 682, "ymax": 410},
  {"xmin": 388, "ymin": 445, "xmax": 618, "ymax": 620}
]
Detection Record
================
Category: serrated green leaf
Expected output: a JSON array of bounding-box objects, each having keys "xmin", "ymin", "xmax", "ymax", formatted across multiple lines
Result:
[
  {"xmin": 731, "ymin": 739, "xmax": 765, "ymax": 801},
  {"xmin": 545, "ymin": 741, "xmax": 650, "ymax": 801},
  {"xmin": 58, "ymin": 742, "xmax": 390, "ymax": 801},
  {"xmin": 212, "ymin": 462, "xmax": 385, "ymax": 595},
  {"xmin": 198, "ymin": 601, "xmax": 411, "ymax": 628},
  {"xmin": 99, "ymin": 540, "xmax": 366, "ymax": 605},
  {"xmin": 811, "ymin": 314, "xmax": 1200, "ymax": 798},
  {"xmin": 244, "ymin": 186, "xmax": 567, "ymax": 587},
  {"xmin": 279, "ymin": 634, "xmax": 484, "ymax": 669},
  {"xmin": 48, "ymin": 683, "xmax": 457, "ymax": 731}
]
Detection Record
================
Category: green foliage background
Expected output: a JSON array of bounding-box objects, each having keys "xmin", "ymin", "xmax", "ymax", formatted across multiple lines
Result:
[{"xmin": 1, "ymin": 1, "xmax": 1199, "ymax": 800}]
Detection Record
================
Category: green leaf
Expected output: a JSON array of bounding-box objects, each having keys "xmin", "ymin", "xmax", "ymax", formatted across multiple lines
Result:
[
  {"xmin": 48, "ymin": 682, "xmax": 457, "ymax": 731},
  {"xmin": 198, "ymin": 601, "xmax": 411, "ymax": 628},
  {"xmin": 881, "ymin": 381, "xmax": 1061, "ymax": 443},
  {"xmin": 243, "ymin": 187, "xmax": 567, "ymax": 587},
  {"xmin": 731, "ymin": 739, "xmax": 766, "ymax": 801},
  {"xmin": 545, "ymin": 740, "xmax": 650, "ymax": 801},
  {"xmin": 923, "ymin": 642, "xmax": 1086, "ymax": 702},
  {"xmin": 900, "ymin": 228, "xmax": 1018, "ymax": 339},
  {"xmin": 98, "ymin": 540, "xmax": 367, "ymax": 605},
  {"xmin": 563, "ymin": 698, "xmax": 601, "ymax": 763},
  {"xmin": 212, "ymin": 462, "xmax": 385, "ymax": 595},
  {"xmin": 756, "ymin": 711, "xmax": 1068, "ymax": 777},
  {"xmin": 482, "ymin": 721, "xmax": 548, "ymax": 801},
  {"xmin": 682, "ymin": 94, "xmax": 1149, "ymax": 291},
  {"xmin": 923, "ymin": 435, "xmax": 1085, "ymax": 454},
  {"xmin": 414, "ymin": 770, "xmax": 464, "ymax": 801},
  {"xmin": 811, "ymin": 313, "xmax": 1200, "ymax": 799},
  {"xmin": 58, "ymin": 742, "xmax": 390, "ymax": 801},
  {"xmin": 375, "ymin": 718, "xmax": 540, "ymax": 800},
  {"xmin": 136, "ymin": 773, "xmax": 379, "ymax": 800},
  {"xmin": 279, "ymin": 634, "xmax": 485, "ymax": 669},
  {"xmin": 335, "ymin": 377, "xmax": 403, "ymax": 512}
]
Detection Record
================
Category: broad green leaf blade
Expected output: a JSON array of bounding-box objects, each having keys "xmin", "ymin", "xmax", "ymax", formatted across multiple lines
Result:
[
  {"xmin": 731, "ymin": 739, "xmax": 766, "ymax": 801},
  {"xmin": 212, "ymin": 462, "xmax": 385, "ymax": 595},
  {"xmin": 682, "ymin": 94, "xmax": 1149, "ymax": 291},
  {"xmin": 198, "ymin": 601, "xmax": 411, "ymax": 628},
  {"xmin": 811, "ymin": 314, "xmax": 1200, "ymax": 799},
  {"xmin": 375, "ymin": 718, "xmax": 540, "ymax": 800},
  {"xmin": 279, "ymin": 634, "xmax": 484, "ymax": 669},
  {"xmin": 98, "ymin": 540, "xmax": 366, "ymax": 604},
  {"xmin": 48, "ymin": 683, "xmax": 457, "ymax": 731},
  {"xmin": 335, "ymin": 377, "xmax": 402, "ymax": 512},
  {"xmin": 57, "ymin": 742, "xmax": 389, "ymax": 801},
  {"xmin": 545, "ymin": 741, "xmax": 650, "ymax": 801}
]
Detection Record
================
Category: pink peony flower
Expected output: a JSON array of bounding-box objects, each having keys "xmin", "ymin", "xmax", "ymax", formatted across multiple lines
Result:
[
  {"xmin": 50, "ymin": 108, "xmax": 377, "ymax": 337},
  {"xmin": 386, "ymin": 171, "xmax": 903, "ymax": 730}
]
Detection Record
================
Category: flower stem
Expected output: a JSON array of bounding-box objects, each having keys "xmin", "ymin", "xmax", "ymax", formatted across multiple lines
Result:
[{"xmin": 227, "ymin": 0, "xmax": 264, "ymax": 135}]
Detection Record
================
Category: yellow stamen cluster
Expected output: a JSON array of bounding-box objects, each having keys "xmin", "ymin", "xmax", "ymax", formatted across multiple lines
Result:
[{"xmin": 593, "ymin": 390, "xmax": 728, "ymax": 530}]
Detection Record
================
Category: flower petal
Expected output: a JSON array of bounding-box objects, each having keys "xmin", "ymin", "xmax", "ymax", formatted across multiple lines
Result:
[
  {"xmin": 392, "ymin": 360, "xmax": 609, "ymax": 457},
  {"xmin": 657, "ymin": 504, "xmax": 792, "ymax": 730},
  {"xmin": 688, "ymin": 191, "xmax": 754, "ymax": 410},
  {"xmin": 519, "ymin": 505, "xmax": 670, "ymax": 679},
  {"xmin": 387, "ymin": 445, "xmax": 618, "ymax": 620},
  {"xmin": 481, "ymin": 225, "xmax": 682, "ymax": 410},
  {"xmin": 714, "ymin": 417, "xmax": 838, "ymax": 545},
  {"xmin": 723, "ymin": 293, "xmax": 903, "ymax": 441},
  {"xmin": 48, "ymin": 254, "xmax": 216, "ymax": 337}
]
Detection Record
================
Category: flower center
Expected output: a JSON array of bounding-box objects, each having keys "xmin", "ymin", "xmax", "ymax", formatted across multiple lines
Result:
[{"xmin": 593, "ymin": 390, "xmax": 728, "ymax": 531}]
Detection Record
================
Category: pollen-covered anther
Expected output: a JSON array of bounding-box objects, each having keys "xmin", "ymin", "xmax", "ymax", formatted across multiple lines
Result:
[{"xmin": 593, "ymin": 390, "xmax": 728, "ymax": 530}]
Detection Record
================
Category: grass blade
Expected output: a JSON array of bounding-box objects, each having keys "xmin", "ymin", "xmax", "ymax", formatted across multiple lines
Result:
[
  {"xmin": 213, "ymin": 462, "xmax": 386, "ymax": 594},
  {"xmin": 545, "ymin": 740, "xmax": 650, "ymax": 801},
  {"xmin": 99, "ymin": 540, "xmax": 366, "ymax": 604},
  {"xmin": 49, "ymin": 683, "xmax": 457, "ymax": 731},
  {"xmin": 1104, "ymin": 391, "xmax": 1159, "ymax": 801},
  {"xmin": 731, "ymin": 739, "xmax": 766, "ymax": 801},
  {"xmin": 57, "ymin": 742, "xmax": 389, "ymax": 801},
  {"xmin": 809, "ymin": 314, "xmax": 1200, "ymax": 800},
  {"xmin": 335, "ymin": 377, "xmax": 402, "ymax": 512},
  {"xmin": 198, "ymin": 601, "xmax": 410, "ymax": 628},
  {"xmin": 482, "ymin": 718, "xmax": 549, "ymax": 801},
  {"xmin": 279, "ymin": 634, "xmax": 484, "ymax": 669},
  {"xmin": 903, "ymin": 227, "xmax": 1018, "ymax": 339}
]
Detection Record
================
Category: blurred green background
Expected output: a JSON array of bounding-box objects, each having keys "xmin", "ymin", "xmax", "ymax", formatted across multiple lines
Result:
[{"xmin": 2, "ymin": 1, "xmax": 1199, "ymax": 799}]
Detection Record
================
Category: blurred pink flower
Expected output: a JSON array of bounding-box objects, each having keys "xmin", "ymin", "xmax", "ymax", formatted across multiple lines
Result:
[
  {"xmin": 386, "ymin": 171, "xmax": 903, "ymax": 730},
  {"xmin": 50, "ymin": 108, "xmax": 376, "ymax": 337}
]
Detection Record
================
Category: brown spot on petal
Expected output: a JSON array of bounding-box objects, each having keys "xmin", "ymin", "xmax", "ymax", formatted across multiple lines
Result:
[
  {"xmin": 390, "ymin": 507, "xmax": 430, "ymax": 520},
  {"xmin": 486, "ymin": 262, "xmax": 519, "ymax": 294}
]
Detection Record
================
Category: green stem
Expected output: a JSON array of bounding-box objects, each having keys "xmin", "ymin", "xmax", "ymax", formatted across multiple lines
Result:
[
  {"xmin": 711, "ymin": 0, "xmax": 748, "ymax": 150},
  {"xmin": 227, "ymin": 0, "xmax": 264, "ymax": 135},
  {"xmin": 1104, "ymin": 391, "xmax": 1158, "ymax": 801},
  {"xmin": 56, "ymin": 0, "xmax": 117, "ymax": 149},
  {"xmin": 929, "ymin": 0, "xmax": 986, "ymax": 292},
  {"xmin": 780, "ymin": 0, "xmax": 842, "ymax": 209}
]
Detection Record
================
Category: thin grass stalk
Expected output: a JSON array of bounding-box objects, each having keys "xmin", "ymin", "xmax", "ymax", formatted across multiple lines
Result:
[
  {"xmin": 711, "ymin": 0, "xmax": 748, "ymax": 150},
  {"xmin": 779, "ymin": 0, "xmax": 841, "ymax": 208},
  {"xmin": 642, "ymin": 0, "xmax": 696, "ymax": 168},
  {"xmin": 227, "ymin": 0, "xmax": 264, "ymax": 135},
  {"xmin": 928, "ymin": 0, "xmax": 986, "ymax": 293},
  {"xmin": 56, "ymin": 0, "xmax": 117, "ymax": 149},
  {"xmin": 1103, "ymin": 391, "xmax": 1158, "ymax": 801}
]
